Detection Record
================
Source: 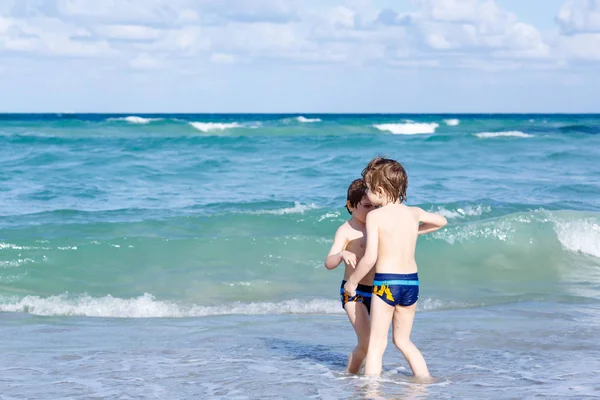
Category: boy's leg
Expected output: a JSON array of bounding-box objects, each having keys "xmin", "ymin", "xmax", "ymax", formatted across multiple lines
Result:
[
  {"xmin": 391, "ymin": 303, "xmax": 431, "ymax": 379},
  {"xmin": 364, "ymin": 295, "xmax": 395, "ymax": 375},
  {"xmin": 343, "ymin": 302, "xmax": 370, "ymax": 374}
]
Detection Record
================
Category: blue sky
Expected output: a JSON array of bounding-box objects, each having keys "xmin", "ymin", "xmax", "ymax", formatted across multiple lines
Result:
[{"xmin": 1, "ymin": 0, "xmax": 599, "ymax": 113}]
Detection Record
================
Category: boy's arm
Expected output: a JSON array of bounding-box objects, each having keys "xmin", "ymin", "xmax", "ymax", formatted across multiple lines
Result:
[
  {"xmin": 324, "ymin": 226, "xmax": 349, "ymax": 270},
  {"xmin": 417, "ymin": 208, "xmax": 447, "ymax": 235},
  {"xmin": 344, "ymin": 213, "xmax": 379, "ymax": 294}
]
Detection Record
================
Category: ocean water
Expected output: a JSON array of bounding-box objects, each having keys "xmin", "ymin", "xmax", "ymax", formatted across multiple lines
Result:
[{"xmin": 1, "ymin": 114, "xmax": 599, "ymax": 399}]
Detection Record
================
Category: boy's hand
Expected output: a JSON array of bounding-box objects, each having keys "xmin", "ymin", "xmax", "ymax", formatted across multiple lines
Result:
[
  {"xmin": 340, "ymin": 250, "xmax": 357, "ymax": 268},
  {"xmin": 344, "ymin": 280, "xmax": 357, "ymax": 297}
]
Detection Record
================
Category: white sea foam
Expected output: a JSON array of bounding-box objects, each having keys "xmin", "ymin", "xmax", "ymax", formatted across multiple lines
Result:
[
  {"xmin": 189, "ymin": 122, "xmax": 242, "ymax": 132},
  {"xmin": 374, "ymin": 123, "xmax": 439, "ymax": 135},
  {"xmin": 226, "ymin": 281, "xmax": 253, "ymax": 287},
  {"xmin": 431, "ymin": 210, "xmax": 600, "ymax": 259},
  {"xmin": 0, "ymin": 258, "xmax": 34, "ymax": 268},
  {"xmin": 474, "ymin": 131, "xmax": 533, "ymax": 138},
  {"xmin": 296, "ymin": 116, "xmax": 322, "ymax": 123},
  {"xmin": 431, "ymin": 216, "xmax": 524, "ymax": 244},
  {"xmin": 553, "ymin": 218, "xmax": 600, "ymax": 259},
  {"xmin": 0, "ymin": 294, "xmax": 455, "ymax": 318},
  {"xmin": 435, "ymin": 205, "xmax": 491, "ymax": 219},
  {"xmin": 253, "ymin": 202, "xmax": 319, "ymax": 215},
  {"xmin": 444, "ymin": 119, "xmax": 460, "ymax": 126},
  {"xmin": 108, "ymin": 116, "xmax": 162, "ymax": 124},
  {"xmin": 0, "ymin": 242, "xmax": 35, "ymax": 250},
  {"xmin": 318, "ymin": 211, "xmax": 341, "ymax": 222}
]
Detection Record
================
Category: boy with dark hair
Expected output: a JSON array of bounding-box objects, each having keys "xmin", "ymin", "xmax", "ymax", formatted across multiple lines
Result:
[{"xmin": 325, "ymin": 178, "xmax": 376, "ymax": 374}]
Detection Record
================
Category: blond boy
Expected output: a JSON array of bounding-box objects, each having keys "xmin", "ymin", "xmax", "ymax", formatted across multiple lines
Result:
[{"xmin": 344, "ymin": 158, "xmax": 447, "ymax": 379}]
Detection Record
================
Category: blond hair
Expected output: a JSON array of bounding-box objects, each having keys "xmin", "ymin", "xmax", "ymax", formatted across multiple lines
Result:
[{"xmin": 362, "ymin": 157, "xmax": 408, "ymax": 203}]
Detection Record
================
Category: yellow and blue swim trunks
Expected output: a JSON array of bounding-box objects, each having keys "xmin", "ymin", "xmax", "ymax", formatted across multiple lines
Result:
[{"xmin": 373, "ymin": 273, "xmax": 419, "ymax": 307}]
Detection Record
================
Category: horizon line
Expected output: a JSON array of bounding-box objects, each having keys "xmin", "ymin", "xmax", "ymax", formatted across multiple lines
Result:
[{"xmin": 1, "ymin": 112, "xmax": 599, "ymax": 115}]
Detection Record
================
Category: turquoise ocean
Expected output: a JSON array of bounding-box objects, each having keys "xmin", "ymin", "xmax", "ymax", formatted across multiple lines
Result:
[{"xmin": 1, "ymin": 114, "xmax": 599, "ymax": 399}]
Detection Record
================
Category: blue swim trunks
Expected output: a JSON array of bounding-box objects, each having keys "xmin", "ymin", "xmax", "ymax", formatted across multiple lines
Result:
[
  {"xmin": 340, "ymin": 281, "xmax": 373, "ymax": 314},
  {"xmin": 373, "ymin": 273, "xmax": 419, "ymax": 307}
]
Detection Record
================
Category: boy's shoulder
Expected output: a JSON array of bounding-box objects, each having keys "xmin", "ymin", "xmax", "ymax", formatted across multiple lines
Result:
[
  {"xmin": 370, "ymin": 204, "xmax": 422, "ymax": 219},
  {"xmin": 339, "ymin": 218, "xmax": 366, "ymax": 235},
  {"xmin": 364, "ymin": 206, "xmax": 387, "ymax": 224},
  {"xmin": 335, "ymin": 220, "xmax": 353, "ymax": 235},
  {"xmin": 407, "ymin": 205, "xmax": 424, "ymax": 215}
]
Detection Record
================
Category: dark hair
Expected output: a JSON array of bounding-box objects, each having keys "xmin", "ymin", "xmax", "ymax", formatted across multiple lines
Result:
[
  {"xmin": 345, "ymin": 178, "xmax": 367, "ymax": 214},
  {"xmin": 362, "ymin": 157, "xmax": 408, "ymax": 203}
]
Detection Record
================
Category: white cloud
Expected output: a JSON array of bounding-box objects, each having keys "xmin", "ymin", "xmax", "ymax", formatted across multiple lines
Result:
[
  {"xmin": 93, "ymin": 24, "xmax": 163, "ymax": 41},
  {"xmin": 210, "ymin": 52, "xmax": 236, "ymax": 64},
  {"xmin": 409, "ymin": 0, "xmax": 550, "ymax": 60},
  {"xmin": 0, "ymin": 1, "xmax": 16, "ymax": 16},
  {"xmin": 387, "ymin": 58, "xmax": 441, "ymax": 69},
  {"xmin": 132, "ymin": 26, "xmax": 210, "ymax": 56},
  {"xmin": 556, "ymin": 0, "xmax": 600, "ymax": 34},
  {"xmin": 422, "ymin": 0, "xmax": 510, "ymax": 26},
  {"xmin": 207, "ymin": 22, "xmax": 307, "ymax": 56},
  {"xmin": 199, "ymin": 0, "xmax": 299, "ymax": 24},
  {"xmin": 326, "ymin": 6, "xmax": 356, "ymax": 29},
  {"xmin": 556, "ymin": 32, "xmax": 600, "ymax": 60},
  {"xmin": 554, "ymin": 0, "xmax": 600, "ymax": 62},
  {"xmin": 129, "ymin": 53, "xmax": 162, "ymax": 69},
  {"xmin": 56, "ymin": 0, "xmax": 165, "ymax": 23},
  {"xmin": 55, "ymin": 0, "xmax": 299, "ymax": 26},
  {"xmin": 0, "ymin": 0, "xmax": 598, "ymax": 76},
  {"xmin": 426, "ymin": 33, "xmax": 452, "ymax": 49},
  {"xmin": 54, "ymin": 0, "xmax": 199, "ymax": 27},
  {"xmin": 0, "ymin": 15, "xmax": 115, "ymax": 57},
  {"xmin": 457, "ymin": 58, "xmax": 523, "ymax": 71},
  {"xmin": 493, "ymin": 22, "xmax": 551, "ymax": 58}
]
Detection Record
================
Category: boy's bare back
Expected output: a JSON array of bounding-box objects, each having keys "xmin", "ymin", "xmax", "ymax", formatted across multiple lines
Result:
[
  {"xmin": 367, "ymin": 204, "xmax": 447, "ymax": 274},
  {"xmin": 367, "ymin": 203, "xmax": 419, "ymax": 274}
]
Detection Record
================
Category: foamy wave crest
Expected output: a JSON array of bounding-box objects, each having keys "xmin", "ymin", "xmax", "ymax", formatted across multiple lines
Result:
[
  {"xmin": 0, "ymin": 294, "xmax": 454, "ymax": 317},
  {"xmin": 318, "ymin": 211, "xmax": 341, "ymax": 222},
  {"xmin": 0, "ymin": 242, "xmax": 38, "ymax": 250},
  {"xmin": 108, "ymin": 116, "xmax": 162, "ymax": 124},
  {"xmin": 253, "ymin": 202, "xmax": 319, "ymax": 215},
  {"xmin": 1, "ymin": 258, "xmax": 34, "ymax": 268},
  {"xmin": 189, "ymin": 122, "xmax": 242, "ymax": 132},
  {"xmin": 374, "ymin": 123, "xmax": 439, "ymax": 135},
  {"xmin": 0, "ymin": 294, "xmax": 342, "ymax": 318},
  {"xmin": 444, "ymin": 119, "xmax": 460, "ymax": 126},
  {"xmin": 474, "ymin": 131, "xmax": 533, "ymax": 138},
  {"xmin": 553, "ymin": 218, "xmax": 600, "ymax": 258},
  {"xmin": 435, "ymin": 205, "xmax": 491, "ymax": 219},
  {"xmin": 432, "ymin": 211, "xmax": 600, "ymax": 256},
  {"xmin": 296, "ymin": 116, "xmax": 321, "ymax": 123},
  {"xmin": 432, "ymin": 214, "xmax": 526, "ymax": 244}
]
